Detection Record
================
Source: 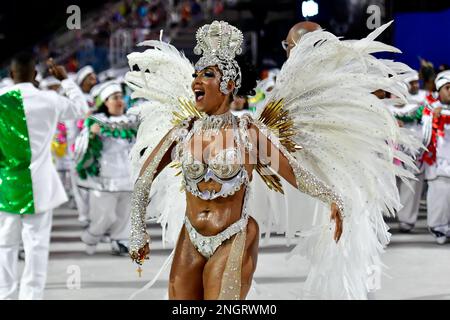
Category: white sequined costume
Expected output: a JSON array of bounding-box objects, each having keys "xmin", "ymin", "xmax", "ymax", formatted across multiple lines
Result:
[
  {"xmin": 125, "ymin": 21, "xmax": 420, "ymax": 300},
  {"xmin": 75, "ymin": 113, "xmax": 137, "ymax": 248}
]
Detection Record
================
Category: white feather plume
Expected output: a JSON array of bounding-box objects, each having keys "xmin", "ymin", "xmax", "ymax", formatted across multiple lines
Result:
[
  {"xmin": 263, "ymin": 22, "xmax": 422, "ymax": 299},
  {"xmin": 125, "ymin": 40, "xmax": 195, "ymax": 178},
  {"xmin": 125, "ymin": 40, "xmax": 194, "ymax": 245}
]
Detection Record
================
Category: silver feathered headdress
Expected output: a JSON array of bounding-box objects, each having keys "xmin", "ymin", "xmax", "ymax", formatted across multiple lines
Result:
[{"xmin": 194, "ymin": 20, "xmax": 244, "ymax": 95}]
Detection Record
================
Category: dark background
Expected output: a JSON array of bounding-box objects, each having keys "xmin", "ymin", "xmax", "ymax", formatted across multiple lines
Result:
[
  {"xmin": 0, "ymin": 0, "xmax": 449, "ymax": 70},
  {"xmin": 0, "ymin": 0, "xmax": 105, "ymax": 63}
]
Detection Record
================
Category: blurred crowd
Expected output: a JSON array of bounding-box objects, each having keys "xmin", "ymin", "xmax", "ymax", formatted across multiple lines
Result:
[
  {"xmin": 370, "ymin": 58, "xmax": 450, "ymax": 244},
  {"xmin": 5, "ymin": 0, "xmax": 226, "ymax": 80}
]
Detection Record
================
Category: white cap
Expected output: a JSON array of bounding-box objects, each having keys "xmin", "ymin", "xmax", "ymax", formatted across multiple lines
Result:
[
  {"xmin": 98, "ymin": 81, "xmax": 122, "ymax": 103},
  {"xmin": 90, "ymin": 82, "xmax": 104, "ymax": 99},
  {"xmin": 403, "ymin": 70, "xmax": 419, "ymax": 84},
  {"xmin": 76, "ymin": 65, "xmax": 95, "ymax": 85},
  {"xmin": 435, "ymin": 70, "xmax": 450, "ymax": 92},
  {"xmin": 0, "ymin": 77, "xmax": 14, "ymax": 89},
  {"xmin": 39, "ymin": 76, "xmax": 61, "ymax": 90},
  {"xmin": 98, "ymin": 67, "xmax": 128, "ymax": 83}
]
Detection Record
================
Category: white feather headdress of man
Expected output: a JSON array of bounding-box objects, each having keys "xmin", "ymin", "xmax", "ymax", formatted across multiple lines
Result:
[{"xmin": 193, "ymin": 20, "xmax": 244, "ymax": 95}]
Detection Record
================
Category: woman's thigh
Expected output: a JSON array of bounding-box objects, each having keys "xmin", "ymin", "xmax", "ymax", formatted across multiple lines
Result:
[
  {"xmin": 169, "ymin": 225, "xmax": 207, "ymax": 299},
  {"xmin": 203, "ymin": 217, "xmax": 259, "ymax": 300}
]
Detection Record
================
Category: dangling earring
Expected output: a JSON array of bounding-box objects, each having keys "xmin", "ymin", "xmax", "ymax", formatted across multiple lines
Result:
[{"xmin": 220, "ymin": 80, "xmax": 230, "ymax": 95}]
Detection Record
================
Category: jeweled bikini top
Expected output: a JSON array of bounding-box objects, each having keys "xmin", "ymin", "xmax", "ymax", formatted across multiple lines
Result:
[{"xmin": 178, "ymin": 112, "xmax": 250, "ymax": 200}]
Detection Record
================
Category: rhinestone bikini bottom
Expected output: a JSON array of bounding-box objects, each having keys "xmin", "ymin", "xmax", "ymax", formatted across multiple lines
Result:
[
  {"xmin": 184, "ymin": 215, "xmax": 247, "ymax": 259},
  {"xmin": 184, "ymin": 215, "xmax": 248, "ymax": 300}
]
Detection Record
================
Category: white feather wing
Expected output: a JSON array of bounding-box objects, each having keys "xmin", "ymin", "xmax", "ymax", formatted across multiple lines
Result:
[
  {"xmin": 125, "ymin": 40, "xmax": 195, "ymax": 177},
  {"xmin": 125, "ymin": 40, "xmax": 193, "ymax": 245},
  {"xmin": 265, "ymin": 22, "xmax": 422, "ymax": 299}
]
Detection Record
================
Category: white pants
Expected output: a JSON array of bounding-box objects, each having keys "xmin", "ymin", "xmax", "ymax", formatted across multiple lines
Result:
[
  {"xmin": 397, "ymin": 172, "xmax": 425, "ymax": 226},
  {"xmin": 427, "ymin": 177, "xmax": 450, "ymax": 233},
  {"xmin": 70, "ymin": 167, "xmax": 89, "ymax": 223},
  {"xmin": 82, "ymin": 191, "xmax": 131, "ymax": 245},
  {"xmin": 0, "ymin": 211, "xmax": 53, "ymax": 300}
]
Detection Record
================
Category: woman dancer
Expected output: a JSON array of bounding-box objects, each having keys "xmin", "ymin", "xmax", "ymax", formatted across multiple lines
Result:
[{"xmin": 126, "ymin": 21, "xmax": 419, "ymax": 299}]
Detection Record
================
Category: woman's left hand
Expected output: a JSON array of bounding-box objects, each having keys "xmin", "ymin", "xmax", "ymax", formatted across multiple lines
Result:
[{"xmin": 330, "ymin": 202, "xmax": 343, "ymax": 243}]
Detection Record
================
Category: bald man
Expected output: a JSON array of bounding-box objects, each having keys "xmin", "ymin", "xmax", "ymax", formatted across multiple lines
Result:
[{"xmin": 283, "ymin": 21, "xmax": 322, "ymax": 58}]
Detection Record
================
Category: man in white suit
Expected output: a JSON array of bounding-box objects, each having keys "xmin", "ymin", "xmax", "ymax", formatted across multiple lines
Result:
[{"xmin": 0, "ymin": 52, "xmax": 88, "ymax": 299}]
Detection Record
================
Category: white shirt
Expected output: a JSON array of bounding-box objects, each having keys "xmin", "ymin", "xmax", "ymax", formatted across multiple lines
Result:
[
  {"xmin": 0, "ymin": 79, "xmax": 88, "ymax": 213},
  {"xmin": 408, "ymin": 89, "xmax": 427, "ymax": 105}
]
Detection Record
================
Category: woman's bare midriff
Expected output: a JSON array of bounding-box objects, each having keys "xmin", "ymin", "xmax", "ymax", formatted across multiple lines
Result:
[
  {"xmin": 183, "ymin": 123, "xmax": 255, "ymax": 237},
  {"xmin": 185, "ymin": 165, "xmax": 253, "ymax": 236}
]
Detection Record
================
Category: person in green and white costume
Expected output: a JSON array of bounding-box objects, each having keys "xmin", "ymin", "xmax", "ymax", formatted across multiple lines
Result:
[
  {"xmin": 0, "ymin": 53, "xmax": 88, "ymax": 300},
  {"xmin": 76, "ymin": 81, "xmax": 138, "ymax": 256},
  {"xmin": 384, "ymin": 71, "xmax": 427, "ymax": 233}
]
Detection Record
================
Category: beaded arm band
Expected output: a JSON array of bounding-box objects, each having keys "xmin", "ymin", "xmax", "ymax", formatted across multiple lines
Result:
[
  {"xmin": 252, "ymin": 120, "xmax": 345, "ymax": 216},
  {"xmin": 129, "ymin": 129, "xmax": 180, "ymax": 264}
]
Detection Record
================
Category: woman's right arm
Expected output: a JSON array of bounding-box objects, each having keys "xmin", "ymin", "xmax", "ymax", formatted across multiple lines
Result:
[{"xmin": 129, "ymin": 127, "xmax": 180, "ymax": 264}]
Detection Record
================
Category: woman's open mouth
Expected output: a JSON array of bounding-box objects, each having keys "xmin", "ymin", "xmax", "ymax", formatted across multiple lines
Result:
[{"xmin": 194, "ymin": 89, "xmax": 205, "ymax": 102}]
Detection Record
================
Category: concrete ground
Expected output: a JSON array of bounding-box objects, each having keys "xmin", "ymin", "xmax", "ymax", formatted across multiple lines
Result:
[{"xmin": 19, "ymin": 205, "xmax": 450, "ymax": 300}]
